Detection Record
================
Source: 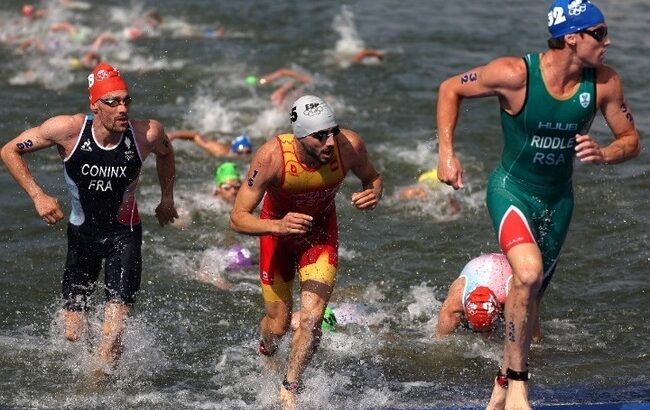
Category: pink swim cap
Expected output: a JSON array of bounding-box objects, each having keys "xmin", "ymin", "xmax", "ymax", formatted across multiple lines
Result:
[{"xmin": 226, "ymin": 245, "xmax": 253, "ymax": 270}]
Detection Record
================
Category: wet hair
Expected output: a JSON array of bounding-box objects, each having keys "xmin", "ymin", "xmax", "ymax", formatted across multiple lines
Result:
[{"xmin": 547, "ymin": 37, "xmax": 566, "ymax": 50}]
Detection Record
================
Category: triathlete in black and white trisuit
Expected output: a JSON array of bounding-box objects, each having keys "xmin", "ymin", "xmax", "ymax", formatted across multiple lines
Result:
[{"xmin": 62, "ymin": 115, "xmax": 143, "ymax": 310}]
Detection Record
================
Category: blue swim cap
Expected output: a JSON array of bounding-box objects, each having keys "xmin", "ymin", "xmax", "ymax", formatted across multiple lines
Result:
[
  {"xmin": 230, "ymin": 134, "xmax": 252, "ymax": 154},
  {"xmin": 547, "ymin": 0, "xmax": 605, "ymax": 38}
]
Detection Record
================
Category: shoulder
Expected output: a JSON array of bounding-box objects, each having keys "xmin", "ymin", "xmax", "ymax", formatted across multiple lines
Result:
[
  {"xmin": 40, "ymin": 113, "xmax": 86, "ymax": 141},
  {"xmin": 257, "ymin": 136, "xmax": 282, "ymax": 157},
  {"xmin": 593, "ymin": 64, "xmax": 626, "ymax": 104},
  {"xmin": 482, "ymin": 56, "xmax": 527, "ymax": 86},
  {"xmin": 43, "ymin": 113, "xmax": 85, "ymax": 129},
  {"xmin": 131, "ymin": 119, "xmax": 165, "ymax": 139},
  {"xmin": 338, "ymin": 128, "xmax": 364, "ymax": 151},
  {"xmin": 594, "ymin": 64, "xmax": 623, "ymax": 89},
  {"xmin": 247, "ymin": 136, "xmax": 283, "ymax": 184},
  {"xmin": 129, "ymin": 119, "xmax": 168, "ymax": 152}
]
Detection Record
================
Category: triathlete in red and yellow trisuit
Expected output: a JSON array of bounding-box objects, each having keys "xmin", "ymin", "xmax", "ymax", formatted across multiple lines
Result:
[
  {"xmin": 259, "ymin": 133, "xmax": 346, "ymax": 303},
  {"xmin": 230, "ymin": 95, "xmax": 383, "ymax": 406}
]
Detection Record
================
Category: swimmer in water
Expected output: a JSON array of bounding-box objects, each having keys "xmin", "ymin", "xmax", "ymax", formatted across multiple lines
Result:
[
  {"xmin": 396, "ymin": 168, "xmax": 461, "ymax": 215},
  {"xmin": 169, "ymin": 131, "xmax": 253, "ymax": 158},
  {"xmin": 434, "ymin": 253, "xmax": 539, "ymax": 339}
]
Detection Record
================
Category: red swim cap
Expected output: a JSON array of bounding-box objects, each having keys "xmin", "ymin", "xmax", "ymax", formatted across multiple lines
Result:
[
  {"xmin": 464, "ymin": 286, "xmax": 501, "ymax": 332},
  {"xmin": 87, "ymin": 62, "xmax": 128, "ymax": 103},
  {"xmin": 22, "ymin": 4, "xmax": 34, "ymax": 17}
]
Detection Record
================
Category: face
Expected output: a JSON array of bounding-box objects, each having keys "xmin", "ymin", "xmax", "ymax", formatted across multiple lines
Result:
[
  {"xmin": 216, "ymin": 178, "xmax": 241, "ymax": 204},
  {"xmin": 573, "ymin": 24, "xmax": 610, "ymax": 66},
  {"xmin": 90, "ymin": 90, "xmax": 131, "ymax": 134},
  {"xmin": 298, "ymin": 126, "xmax": 340, "ymax": 165}
]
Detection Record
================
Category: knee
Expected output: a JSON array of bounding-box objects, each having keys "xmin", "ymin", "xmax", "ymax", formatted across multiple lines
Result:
[
  {"xmin": 511, "ymin": 263, "xmax": 544, "ymax": 295},
  {"xmin": 297, "ymin": 309, "xmax": 324, "ymax": 336},
  {"xmin": 266, "ymin": 314, "xmax": 291, "ymax": 336}
]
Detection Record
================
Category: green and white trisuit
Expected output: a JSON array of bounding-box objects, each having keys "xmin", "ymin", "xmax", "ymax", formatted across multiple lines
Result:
[{"xmin": 486, "ymin": 52, "xmax": 597, "ymax": 292}]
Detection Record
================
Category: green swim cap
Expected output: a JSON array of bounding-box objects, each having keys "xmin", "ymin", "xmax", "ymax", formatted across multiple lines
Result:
[
  {"xmin": 214, "ymin": 162, "xmax": 241, "ymax": 186},
  {"xmin": 321, "ymin": 306, "xmax": 337, "ymax": 332},
  {"xmin": 245, "ymin": 75, "xmax": 258, "ymax": 85}
]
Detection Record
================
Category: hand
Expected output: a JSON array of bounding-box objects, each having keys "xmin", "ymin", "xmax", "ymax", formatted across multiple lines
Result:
[
  {"xmin": 275, "ymin": 212, "xmax": 313, "ymax": 235},
  {"xmin": 155, "ymin": 198, "xmax": 178, "ymax": 226},
  {"xmin": 34, "ymin": 193, "xmax": 64, "ymax": 225},
  {"xmin": 575, "ymin": 133, "xmax": 604, "ymax": 164},
  {"xmin": 351, "ymin": 189, "xmax": 380, "ymax": 210},
  {"xmin": 438, "ymin": 155, "xmax": 464, "ymax": 190}
]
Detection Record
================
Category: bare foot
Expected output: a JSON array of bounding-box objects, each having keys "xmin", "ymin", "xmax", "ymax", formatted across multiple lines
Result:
[
  {"xmin": 486, "ymin": 380, "xmax": 506, "ymax": 410},
  {"xmin": 279, "ymin": 385, "xmax": 297, "ymax": 410},
  {"xmin": 63, "ymin": 310, "xmax": 87, "ymax": 342},
  {"xmin": 504, "ymin": 380, "xmax": 531, "ymax": 410}
]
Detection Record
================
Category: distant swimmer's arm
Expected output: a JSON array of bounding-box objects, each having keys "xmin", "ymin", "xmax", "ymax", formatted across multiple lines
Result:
[
  {"xmin": 168, "ymin": 130, "xmax": 200, "ymax": 140},
  {"xmin": 168, "ymin": 130, "xmax": 230, "ymax": 157},
  {"xmin": 230, "ymin": 141, "xmax": 313, "ymax": 236},
  {"xmin": 0, "ymin": 115, "xmax": 81, "ymax": 223},
  {"xmin": 260, "ymin": 68, "xmax": 312, "ymax": 85},
  {"xmin": 434, "ymin": 277, "xmax": 465, "ymax": 338}
]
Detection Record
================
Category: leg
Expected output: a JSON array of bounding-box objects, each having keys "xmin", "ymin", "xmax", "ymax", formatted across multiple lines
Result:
[
  {"xmin": 95, "ymin": 226, "xmax": 142, "ymax": 374},
  {"xmin": 285, "ymin": 279, "xmax": 333, "ymax": 383},
  {"xmin": 531, "ymin": 297, "xmax": 542, "ymax": 344},
  {"xmin": 258, "ymin": 233, "xmax": 295, "ymax": 356},
  {"xmin": 502, "ymin": 243, "xmax": 542, "ymax": 410},
  {"xmin": 63, "ymin": 309, "xmax": 88, "ymax": 342},
  {"xmin": 260, "ymin": 299, "xmax": 292, "ymax": 355},
  {"xmin": 281, "ymin": 237, "xmax": 337, "ymax": 409},
  {"xmin": 93, "ymin": 301, "xmax": 132, "ymax": 374},
  {"xmin": 62, "ymin": 225, "xmax": 102, "ymax": 342}
]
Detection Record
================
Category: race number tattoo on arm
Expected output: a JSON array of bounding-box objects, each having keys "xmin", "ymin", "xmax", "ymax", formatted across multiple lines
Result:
[
  {"xmin": 247, "ymin": 169, "xmax": 259, "ymax": 187},
  {"xmin": 620, "ymin": 103, "xmax": 634, "ymax": 123},
  {"xmin": 460, "ymin": 72, "xmax": 478, "ymax": 84},
  {"xmin": 507, "ymin": 321, "xmax": 516, "ymax": 342},
  {"xmin": 16, "ymin": 140, "xmax": 34, "ymax": 150}
]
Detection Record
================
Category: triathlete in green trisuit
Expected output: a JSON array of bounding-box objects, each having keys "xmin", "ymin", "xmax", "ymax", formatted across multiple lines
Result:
[{"xmin": 435, "ymin": 1, "xmax": 640, "ymax": 408}]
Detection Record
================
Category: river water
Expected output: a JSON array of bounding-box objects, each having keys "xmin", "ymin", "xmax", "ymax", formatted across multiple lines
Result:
[{"xmin": 0, "ymin": 0, "xmax": 648, "ymax": 408}]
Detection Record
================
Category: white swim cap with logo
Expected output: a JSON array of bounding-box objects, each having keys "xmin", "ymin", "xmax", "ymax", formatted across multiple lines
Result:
[{"xmin": 290, "ymin": 95, "xmax": 338, "ymax": 139}]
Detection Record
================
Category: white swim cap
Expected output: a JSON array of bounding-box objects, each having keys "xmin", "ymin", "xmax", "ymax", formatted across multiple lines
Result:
[{"xmin": 290, "ymin": 95, "xmax": 338, "ymax": 139}]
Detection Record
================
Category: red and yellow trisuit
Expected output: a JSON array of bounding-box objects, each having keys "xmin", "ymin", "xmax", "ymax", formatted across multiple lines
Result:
[{"xmin": 259, "ymin": 134, "xmax": 346, "ymax": 303}]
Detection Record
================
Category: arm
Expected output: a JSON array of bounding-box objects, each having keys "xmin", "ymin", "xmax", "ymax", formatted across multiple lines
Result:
[
  {"xmin": 575, "ymin": 66, "xmax": 641, "ymax": 164},
  {"xmin": 260, "ymin": 68, "xmax": 312, "ymax": 85},
  {"xmin": 351, "ymin": 49, "xmax": 384, "ymax": 64},
  {"xmin": 89, "ymin": 32, "xmax": 117, "ymax": 52},
  {"xmin": 168, "ymin": 130, "xmax": 199, "ymax": 140},
  {"xmin": 270, "ymin": 82, "xmax": 296, "ymax": 107},
  {"xmin": 436, "ymin": 57, "xmax": 525, "ymax": 189},
  {"xmin": 168, "ymin": 130, "xmax": 230, "ymax": 157},
  {"xmin": 230, "ymin": 140, "xmax": 313, "ymax": 235},
  {"xmin": 0, "ymin": 115, "xmax": 81, "ymax": 224},
  {"xmin": 138, "ymin": 120, "xmax": 178, "ymax": 226},
  {"xmin": 343, "ymin": 129, "xmax": 383, "ymax": 210},
  {"xmin": 434, "ymin": 277, "xmax": 466, "ymax": 338}
]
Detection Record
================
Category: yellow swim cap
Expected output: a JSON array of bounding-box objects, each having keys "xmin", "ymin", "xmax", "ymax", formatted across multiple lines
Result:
[
  {"xmin": 418, "ymin": 169, "xmax": 440, "ymax": 188},
  {"xmin": 69, "ymin": 58, "xmax": 82, "ymax": 70}
]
